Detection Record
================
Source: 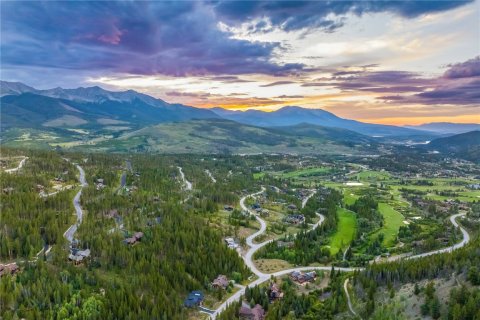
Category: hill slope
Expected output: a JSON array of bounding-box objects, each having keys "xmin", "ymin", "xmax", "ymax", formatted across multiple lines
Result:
[
  {"xmin": 212, "ymin": 106, "xmax": 430, "ymax": 137},
  {"xmin": 41, "ymin": 119, "xmax": 380, "ymax": 155},
  {"xmin": 406, "ymin": 122, "xmax": 480, "ymax": 134},
  {"xmin": 428, "ymin": 131, "xmax": 480, "ymax": 162}
]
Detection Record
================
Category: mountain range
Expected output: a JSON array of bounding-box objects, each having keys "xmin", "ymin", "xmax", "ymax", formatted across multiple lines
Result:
[
  {"xmin": 406, "ymin": 122, "xmax": 480, "ymax": 134},
  {"xmin": 211, "ymin": 106, "xmax": 426, "ymax": 137},
  {"xmin": 1, "ymin": 81, "xmax": 478, "ymax": 157}
]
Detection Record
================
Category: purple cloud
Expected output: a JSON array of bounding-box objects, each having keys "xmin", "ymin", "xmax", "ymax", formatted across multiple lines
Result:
[
  {"xmin": 260, "ymin": 81, "xmax": 297, "ymax": 87},
  {"xmin": 443, "ymin": 56, "xmax": 480, "ymax": 79},
  {"xmin": 213, "ymin": 1, "xmax": 472, "ymax": 32},
  {"xmin": 0, "ymin": 2, "xmax": 303, "ymax": 77}
]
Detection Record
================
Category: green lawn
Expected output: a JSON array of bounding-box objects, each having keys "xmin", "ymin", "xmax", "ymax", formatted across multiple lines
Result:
[
  {"xmin": 281, "ymin": 167, "xmax": 332, "ymax": 178},
  {"xmin": 329, "ymin": 208, "xmax": 357, "ymax": 255},
  {"xmin": 253, "ymin": 172, "xmax": 265, "ymax": 179},
  {"xmin": 343, "ymin": 192, "xmax": 359, "ymax": 206},
  {"xmin": 371, "ymin": 203, "xmax": 404, "ymax": 247},
  {"xmin": 356, "ymin": 170, "xmax": 391, "ymax": 181}
]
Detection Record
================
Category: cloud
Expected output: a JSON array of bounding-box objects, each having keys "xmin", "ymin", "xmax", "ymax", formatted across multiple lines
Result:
[
  {"xmin": 443, "ymin": 56, "xmax": 480, "ymax": 79},
  {"xmin": 213, "ymin": 1, "xmax": 472, "ymax": 32},
  {"xmin": 275, "ymin": 95, "xmax": 304, "ymax": 99},
  {"xmin": 165, "ymin": 91, "xmax": 211, "ymax": 98},
  {"xmin": 260, "ymin": 81, "xmax": 296, "ymax": 87},
  {"xmin": 0, "ymin": 1, "xmax": 303, "ymax": 77}
]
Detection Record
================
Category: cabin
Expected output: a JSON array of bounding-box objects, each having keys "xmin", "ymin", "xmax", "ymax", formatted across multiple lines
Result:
[
  {"xmin": 0, "ymin": 263, "xmax": 19, "ymax": 277},
  {"xmin": 287, "ymin": 204, "xmax": 297, "ymax": 211},
  {"xmin": 284, "ymin": 214, "xmax": 305, "ymax": 225},
  {"xmin": 123, "ymin": 232, "xmax": 144, "ymax": 245},
  {"xmin": 290, "ymin": 271, "xmax": 316, "ymax": 285},
  {"xmin": 68, "ymin": 248, "xmax": 91, "ymax": 264},
  {"xmin": 212, "ymin": 275, "xmax": 229, "ymax": 290},
  {"xmin": 268, "ymin": 282, "xmax": 283, "ymax": 301},
  {"xmin": 2, "ymin": 187, "xmax": 14, "ymax": 195},
  {"xmin": 225, "ymin": 237, "xmax": 239, "ymax": 249},
  {"xmin": 239, "ymin": 302, "xmax": 265, "ymax": 320},
  {"xmin": 184, "ymin": 290, "xmax": 204, "ymax": 308}
]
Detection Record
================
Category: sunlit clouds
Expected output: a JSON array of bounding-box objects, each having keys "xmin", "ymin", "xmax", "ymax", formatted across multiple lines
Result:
[{"xmin": 1, "ymin": 0, "xmax": 479, "ymax": 125}]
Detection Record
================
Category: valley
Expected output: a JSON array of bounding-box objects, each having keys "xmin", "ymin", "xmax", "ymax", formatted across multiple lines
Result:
[{"xmin": 1, "ymin": 147, "xmax": 478, "ymax": 319}]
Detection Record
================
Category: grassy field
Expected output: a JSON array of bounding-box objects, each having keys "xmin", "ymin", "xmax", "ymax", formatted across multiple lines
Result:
[
  {"xmin": 253, "ymin": 172, "xmax": 265, "ymax": 179},
  {"xmin": 371, "ymin": 202, "xmax": 404, "ymax": 247},
  {"xmin": 280, "ymin": 167, "xmax": 333, "ymax": 178},
  {"xmin": 329, "ymin": 208, "xmax": 357, "ymax": 255},
  {"xmin": 356, "ymin": 170, "xmax": 391, "ymax": 180}
]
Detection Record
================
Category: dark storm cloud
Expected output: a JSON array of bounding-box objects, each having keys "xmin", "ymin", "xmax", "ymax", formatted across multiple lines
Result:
[
  {"xmin": 213, "ymin": 0, "xmax": 472, "ymax": 32},
  {"xmin": 1, "ymin": 1, "xmax": 472, "ymax": 78},
  {"xmin": 0, "ymin": 1, "xmax": 302, "ymax": 76}
]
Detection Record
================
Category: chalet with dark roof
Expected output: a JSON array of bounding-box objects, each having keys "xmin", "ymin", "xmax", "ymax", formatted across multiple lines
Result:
[{"xmin": 184, "ymin": 290, "xmax": 204, "ymax": 308}]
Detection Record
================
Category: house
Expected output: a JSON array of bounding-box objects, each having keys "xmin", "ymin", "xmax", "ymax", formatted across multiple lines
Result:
[
  {"xmin": 68, "ymin": 248, "xmax": 91, "ymax": 264},
  {"xmin": 105, "ymin": 209, "xmax": 119, "ymax": 219},
  {"xmin": 239, "ymin": 302, "xmax": 265, "ymax": 320},
  {"xmin": 0, "ymin": 263, "xmax": 19, "ymax": 277},
  {"xmin": 287, "ymin": 204, "xmax": 297, "ymax": 211},
  {"xmin": 225, "ymin": 237, "xmax": 239, "ymax": 249},
  {"xmin": 284, "ymin": 214, "xmax": 305, "ymax": 225},
  {"xmin": 147, "ymin": 217, "xmax": 162, "ymax": 227},
  {"xmin": 95, "ymin": 178, "xmax": 105, "ymax": 190},
  {"xmin": 184, "ymin": 290, "xmax": 204, "ymax": 308},
  {"xmin": 268, "ymin": 282, "xmax": 283, "ymax": 301},
  {"xmin": 123, "ymin": 232, "xmax": 144, "ymax": 245},
  {"xmin": 212, "ymin": 275, "xmax": 229, "ymax": 290},
  {"xmin": 290, "ymin": 271, "xmax": 316, "ymax": 284},
  {"xmin": 2, "ymin": 187, "xmax": 14, "ymax": 195},
  {"xmin": 277, "ymin": 241, "xmax": 294, "ymax": 248}
]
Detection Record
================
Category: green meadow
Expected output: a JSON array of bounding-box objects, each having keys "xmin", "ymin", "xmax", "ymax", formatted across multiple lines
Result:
[
  {"xmin": 371, "ymin": 203, "xmax": 404, "ymax": 247},
  {"xmin": 329, "ymin": 208, "xmax": 357, "ymax": 255}
]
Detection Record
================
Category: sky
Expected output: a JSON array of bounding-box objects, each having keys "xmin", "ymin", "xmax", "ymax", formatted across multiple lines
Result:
[{"xmin": 1, "ymin": 0, "xmax": 479, "ymax": 125}]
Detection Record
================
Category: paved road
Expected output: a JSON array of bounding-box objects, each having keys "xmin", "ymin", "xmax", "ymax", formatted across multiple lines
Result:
[
  {"xmin": 212, "ymin": 188, "xmax": 332, "ymax": 319},
  {"xmin": 5, "ymin": 157, "xmax": 28, "ymax": 173},
  {"xmin": 344, "ymin": 278, "xmax": 360, "ymax": 318},
  {"xmin": 63, "ymin": 164, "xmax": 87, "ymax": 243},
  {"xmin": 406, "ymin": 212, "xmax": 469, "ymax": 260},
  {"xmin": 177, "ymin": 166, "xmax": 192, "ymax": 190},
  {"xmin": 205, "ymin": 169, "xmax": 216, "ymax": 183},
  {"xmin": 211, "ymin": 190, "xmax": 470, "ymax": 319}
]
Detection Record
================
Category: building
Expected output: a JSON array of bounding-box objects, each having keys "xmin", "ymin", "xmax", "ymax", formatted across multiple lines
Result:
[
  {"xmin": 239, "ymin": 302, "xmax": 265, "ymax": 320},
  {"xmin": 0, "ymin": 263, "xmax": 19, "ymax": 277},
  {"xmin": 287, "ymin": 204, "xmax": 297, "ymax": 211},
  {"xmin": 184, "ymin": 291, "xmax": 204, "ymax": 308},
  {"xmin": 123, "ymin": 232, "xmax": 144, "ymax": 245},
  {"xmin": 225, "ymin": 237, "xmax": 239, "ymax": 249},
  {"xmin": 212, "ymin": 275, "xmax": 229, "ymax": 290},
  {"xmin": 284, "ymin": 214, "xmax": 305, "ymax": 224},
  {"xmin": 268, "ymin": 282, "xmax": 283, "ymax": 301},
  {"xmin": 290, "ymin": 271, "xmax": 316, "ymax": 285},
  {"xmin": 68, "ymin": 248, "xmax": 91, "ymax": 264}
]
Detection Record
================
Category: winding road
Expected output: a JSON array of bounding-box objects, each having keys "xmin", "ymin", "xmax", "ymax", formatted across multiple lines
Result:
[
  {"xmin": 5, "ymin": 157, "xmax": 28, "ymax": 173},
  {"xmin": 177, "ymin": 166, "xmax": 192, "ymax": 190},
  {"xmin": 210, "ymin": 188, "xmax": 470, "ymax": 319},
  {"xmin": 63, "ymin": 164, "xmax": 87, "ymax": 243},
  {"xmin": 205, "ymin": 169, "xmax": 216, "ymax": 183},
  {"xmin": 211, "ymin": 188, "xmax": 333, "ymax": 319},
  {"xmin": 344, "ymin": 278, "xmax": 360, "ymax": 318}
]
